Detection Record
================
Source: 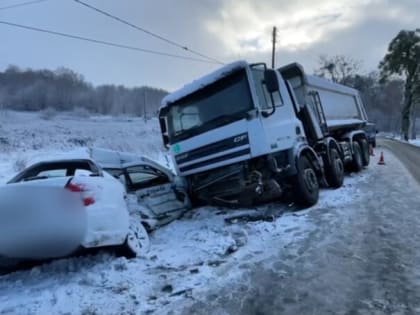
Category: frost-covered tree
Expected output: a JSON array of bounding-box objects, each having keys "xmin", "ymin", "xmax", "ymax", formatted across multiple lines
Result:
[
  {"xmin": 0, "ymin": 65, "xmax": 168, "ymax": 116},
  {"xmin": 379, "ymin": 29, "xmax": 420, "ymax": 140},
  {"xmin": 315, "ymin": 55, "xmax": 361, "ymax": 85}
]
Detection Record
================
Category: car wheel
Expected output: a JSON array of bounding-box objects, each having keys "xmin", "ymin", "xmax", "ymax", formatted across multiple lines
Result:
[
  {"xmin": 351, "ymin": 142, "xmax": 363, "ymax": 172},
  {"xmin": 121, "ymin": 219, "xmax": 150, "ymax": 258},
  {"xmin": 324, "ymin": 148, "xmax": 344, "ymax": 188},
  {"xmin": 293, "ymin": 155, "xmax": 319, "ymax": 208}
]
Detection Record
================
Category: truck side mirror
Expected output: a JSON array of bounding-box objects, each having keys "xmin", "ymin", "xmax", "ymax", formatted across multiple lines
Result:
[
  {"xmin": 264, "ymin": 69, "xmax": 279, "ymax": 93},
  {"xmin": 159, "ymin": 107, "xmax": 170, "ymax": 148}
]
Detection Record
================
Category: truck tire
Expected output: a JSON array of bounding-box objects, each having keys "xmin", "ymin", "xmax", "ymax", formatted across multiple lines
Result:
[
  {"xmin": 351, "ymin": 142, "xmax": 363, "ymax": 172},
  {"xmin": 359, "ymin": 139, "xmax": 370, "ymax": 166},
  {"xmin": 324, "ymin": 148, "xmax": 344, "ymax": 188},
  {"xmin": 293, "ymin": 155, "xmax": 319, "ymax": 208}
]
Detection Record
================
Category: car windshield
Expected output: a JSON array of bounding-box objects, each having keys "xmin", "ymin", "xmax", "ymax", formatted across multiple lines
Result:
[{"xmin": 166, "ymin": 69, "xmax": 254, "ymax": 143}]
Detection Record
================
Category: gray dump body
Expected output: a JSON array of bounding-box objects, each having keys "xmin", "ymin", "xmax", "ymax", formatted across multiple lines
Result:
[{"xmin": 279, "ymin": 63, "xmax": 368, "ymax": 132}]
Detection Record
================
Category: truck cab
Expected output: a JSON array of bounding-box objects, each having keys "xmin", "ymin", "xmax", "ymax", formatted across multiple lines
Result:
[{"xmin": 159, "ymin": 61, "xmax": 369, "ymax": 208}]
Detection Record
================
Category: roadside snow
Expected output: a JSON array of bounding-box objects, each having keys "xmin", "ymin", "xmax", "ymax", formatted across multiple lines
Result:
[
  {"xmin": 409, "ymin": 139, "xmax": 420, "ymax": 147},
  {"xmin": 0, "ymin": 172, "xmax": 371, "ymax": 315},
  {"xmin": 381, "ymin": 133, "xmax": 420, "ymax": 148}
]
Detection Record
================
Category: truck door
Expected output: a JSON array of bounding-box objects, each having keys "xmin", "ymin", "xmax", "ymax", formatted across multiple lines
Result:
[{"xmin": 250, "ymin": 66, "xmax": 303, "ymax": 152}]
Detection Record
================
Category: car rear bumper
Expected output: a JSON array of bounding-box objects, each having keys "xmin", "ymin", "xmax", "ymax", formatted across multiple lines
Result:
[{"xmin": 0, "ymin": 186, "xmax": 86, "ymax": 259}]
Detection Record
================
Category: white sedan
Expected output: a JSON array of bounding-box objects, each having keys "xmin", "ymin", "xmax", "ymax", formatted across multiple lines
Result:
[{"xmin": 0, "ymin": 159, "xmax": 149, "ymax": 261}]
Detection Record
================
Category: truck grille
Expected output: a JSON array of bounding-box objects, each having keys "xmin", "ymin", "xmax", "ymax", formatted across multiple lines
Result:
[{"xmin": 175, "ymin": 133, "xmax": 250, "ymax": 173}]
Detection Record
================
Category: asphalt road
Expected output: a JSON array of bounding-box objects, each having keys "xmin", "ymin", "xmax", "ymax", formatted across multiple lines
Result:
[
  {"xmin": 378, "ymin": 138, "xmax": 420, "ymax": 184},
  {"xmin": 179, "ymin": 145, "xmax": 420, "ymax": 315}
]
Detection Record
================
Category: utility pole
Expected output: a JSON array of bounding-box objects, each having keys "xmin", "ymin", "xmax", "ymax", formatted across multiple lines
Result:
[
  {"xmin": 143, "ymin": 89, "xmax": 147, "ymax": 123},
  {"xmin": 271, "ymin": 26, "xmax": 277, "ymax": 69}
]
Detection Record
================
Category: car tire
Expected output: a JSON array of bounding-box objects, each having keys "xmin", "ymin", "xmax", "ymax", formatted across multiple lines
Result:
[
  {"xmin": 359, "ymin": 139, "xmax": 370, "ymax": 166},
  {"xmin": 324, "ymin": 148, "xmax": 344, "ymax": 188},
  {"xmin": 293, "ymin": 155, "xmax": 319, "ymax": 208},
  {"xmin": 121, "ymin": 220, "xmax": 150, "ymax": 258},
  {"xmin": 351, "ymin": 142, "xmax": 363, "ymax": 172}
]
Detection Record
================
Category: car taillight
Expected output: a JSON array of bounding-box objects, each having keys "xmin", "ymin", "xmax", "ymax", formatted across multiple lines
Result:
[
  {"xmin": 82, "ymin": 196, "xmax": 95, "ymax": 206},
  {"xmin": 65, "ymin": 182, "xmax": 85, "ymax": 192},
  {"xmin": 65, "ymin": 180, "xmax": 95, "ymax": 206}
]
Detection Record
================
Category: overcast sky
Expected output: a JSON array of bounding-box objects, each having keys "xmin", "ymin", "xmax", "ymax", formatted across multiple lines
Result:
[{"xmin": 0, "ymin": 0, "xmax": 418, "ymax": 91}]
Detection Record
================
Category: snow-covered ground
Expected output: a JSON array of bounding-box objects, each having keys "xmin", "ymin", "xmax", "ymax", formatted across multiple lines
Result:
[
  {"xmin": 0, "ymin": 111, "xmax": 374, "ymax": 315},
  {"xmin": 177, "ymin": 148, "xmax": 420, "ymax": 314},
  {"xmin": 409, "ymin": 139, "xmax": 420, "ymax": 147},
  {"xmin": 380, "ymin": 132, "xmax": 420, "ymax": 148}
]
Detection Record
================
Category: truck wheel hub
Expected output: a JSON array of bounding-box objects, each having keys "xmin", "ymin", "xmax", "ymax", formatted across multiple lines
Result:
[
  {"xmin": 334, "ymin": 158, "xmax": 344, "ymax": 173},
  {"xmin": 303, "ymin": 169, "xmax": 317, "ymax": 191}
]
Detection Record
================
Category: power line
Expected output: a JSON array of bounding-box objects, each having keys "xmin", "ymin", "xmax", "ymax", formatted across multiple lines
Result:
[
  {"xmin": 0, "ymin": 0, "xmax": 48, "ymax": 11},
  {"xmin": 72, "ymin": 0, "xmax": 223, "ymax": 65},
  {"xmin": 0, "ymin": 20, "xmax": 222, "ymax": 64}
]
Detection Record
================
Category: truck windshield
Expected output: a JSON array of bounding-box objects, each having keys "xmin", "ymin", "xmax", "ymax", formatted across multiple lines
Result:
[{"xmin": 166, "ymin": 69, "xmax": 253, "ymax": 143}]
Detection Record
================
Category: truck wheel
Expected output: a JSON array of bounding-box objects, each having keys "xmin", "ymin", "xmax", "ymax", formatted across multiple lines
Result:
[
  {"xmin": 324, "ymin": 148, "xmax": 344, "ymax": 188},
  {"xmin": 351, "ymin": 142, "xmax": 363, "ymax": 172},
  {"xmin": 359, "ymin": 139, "xmax": 370, "ymax": 166},
  {"xmin": 293, "ymin": 155, "xmax": 319, "ymax": 208}
]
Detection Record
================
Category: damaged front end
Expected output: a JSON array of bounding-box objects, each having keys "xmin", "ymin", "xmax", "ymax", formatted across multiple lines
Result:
[{"xmin": 188, "ymin": 157, "xmax": 287, "ymax": 207}]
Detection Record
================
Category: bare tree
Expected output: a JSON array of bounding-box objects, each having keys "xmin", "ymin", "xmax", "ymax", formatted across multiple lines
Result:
[{"xmin": 315, "ymin": 55, "xmax": 362, "ymax": 85}]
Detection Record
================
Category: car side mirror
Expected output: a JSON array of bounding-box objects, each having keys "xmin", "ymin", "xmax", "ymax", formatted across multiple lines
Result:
[{"xmin": 264, "ymin": 69, "xmax": 279, "ymax": 93}]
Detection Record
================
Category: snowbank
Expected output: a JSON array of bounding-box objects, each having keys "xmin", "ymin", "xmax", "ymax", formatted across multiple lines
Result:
[{"xmin": 409, "ymin": 139, "xmax": 420, "ymax": 147}]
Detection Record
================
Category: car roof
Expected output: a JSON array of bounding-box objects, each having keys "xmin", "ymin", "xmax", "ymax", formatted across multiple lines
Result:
[
  {"xmin": 89, "ymin": 147, "xmax": 174, "ymax": 178},
  {"xmin": 7, "ymin": 158, "xmax": 102, "ymax": 184}
]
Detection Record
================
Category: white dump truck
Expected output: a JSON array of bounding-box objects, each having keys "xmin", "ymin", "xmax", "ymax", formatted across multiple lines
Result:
[{"xmin": 159, "ymin": 61, "xmax": 369, "ymax": 208}]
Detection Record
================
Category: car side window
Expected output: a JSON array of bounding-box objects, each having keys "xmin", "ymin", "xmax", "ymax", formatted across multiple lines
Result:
[
  {"xmin": 129, "ymin": 171, "xmax": 159, "ymax": 183},
  {"xmin": 125, "ymin": 165, "xmax": 169, "ymax": 190},
  {"xmin": 37, "ymin": 169, "xmax": 67, "ymax": 177},
  {"xmin": 74, "ymin": 169, "xmax": 94, "ymax": 176}
]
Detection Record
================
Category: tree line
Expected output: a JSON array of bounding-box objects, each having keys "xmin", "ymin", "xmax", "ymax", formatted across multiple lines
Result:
[
  {"xmin": 316, "ymin": 28, "xmax": 420, "ymax": 140},
  {"xmin": 0, "ymin": 65, "xmax": 168, "ymax": 117},
  {"xmin": 315, "ymin": 55, "xmax": 405, "ymax": 134}
]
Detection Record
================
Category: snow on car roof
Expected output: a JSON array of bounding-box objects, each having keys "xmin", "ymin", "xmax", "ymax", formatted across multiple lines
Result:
[{"xmin": 161, "ymin": 60, "xmax": 249, "ymax": 108}]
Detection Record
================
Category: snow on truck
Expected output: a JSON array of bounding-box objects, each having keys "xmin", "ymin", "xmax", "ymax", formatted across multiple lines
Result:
[{"xmin": 158, "ymin": 61, "xmax": 370, "ymax": 208}]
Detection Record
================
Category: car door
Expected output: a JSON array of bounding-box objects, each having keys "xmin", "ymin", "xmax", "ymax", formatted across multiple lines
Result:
[{"xmin": 123, "ymin": 164, "xmax": 190, "ymax": 219}]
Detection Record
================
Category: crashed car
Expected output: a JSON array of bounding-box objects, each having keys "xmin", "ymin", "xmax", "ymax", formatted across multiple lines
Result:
[
  {"xmin": 0, "ymin": 159, "xmax": 149, "ymax": 261},
  {"xmin": 89, "ymin": 148, "xmax": 191, "ymax": 231}
]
